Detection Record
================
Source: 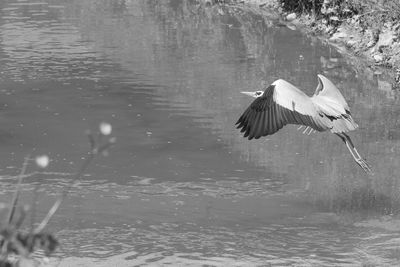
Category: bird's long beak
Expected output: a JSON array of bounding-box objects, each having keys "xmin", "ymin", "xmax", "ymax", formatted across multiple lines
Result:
[{"xmin": 240, "ymin": 91, "xmax": 256, "ymax": 97}]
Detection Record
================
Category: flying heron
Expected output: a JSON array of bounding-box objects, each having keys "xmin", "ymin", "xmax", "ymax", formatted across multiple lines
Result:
[{"xmin": 236, "ymin": 74, "xmax": 371, "ymax": 173}]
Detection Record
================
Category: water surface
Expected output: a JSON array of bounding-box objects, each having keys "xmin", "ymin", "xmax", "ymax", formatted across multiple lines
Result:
[{"xmin": 0, "ymin": 0, "xmax": 399, "ymax": 266}]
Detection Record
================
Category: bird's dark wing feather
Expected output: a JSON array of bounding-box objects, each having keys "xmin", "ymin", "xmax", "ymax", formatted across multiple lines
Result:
[{"xmin": 236, "ymin": 82, "xmax": 328, "ymax": 140}]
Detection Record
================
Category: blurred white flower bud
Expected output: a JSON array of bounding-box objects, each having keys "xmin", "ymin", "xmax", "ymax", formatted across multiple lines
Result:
[
  {"xmin": 100, "ymin": 122, "xmax": 112, "ymax": 135},
  {"xmin": 36, "ymin": 155, "xmax": 49, "ymax": 168}
]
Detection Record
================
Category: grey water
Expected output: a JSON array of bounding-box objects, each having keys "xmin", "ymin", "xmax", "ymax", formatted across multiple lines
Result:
[{"xmin": 0, "ymin": 0, "xmax": 399, "ymax": 266}]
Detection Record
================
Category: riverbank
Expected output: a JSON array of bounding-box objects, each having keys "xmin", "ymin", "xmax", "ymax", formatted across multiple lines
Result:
[{"xmin": 223, "ymin": 0, "xmax": 400, "ymax": 86}]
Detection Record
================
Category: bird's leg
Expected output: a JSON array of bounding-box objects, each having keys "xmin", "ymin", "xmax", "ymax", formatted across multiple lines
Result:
[
  {"xmin": 342, "ymin": 133, "xmax": 364, "ymax": 163},
  {"xmin": 297, "ymin": 125, "xmax": 304, "ymax": 131},
  {"xmin": 343, "ymin": 133, "xmax": 372, "ymax": 172},
  {"xmin": 307, "ymin": 127, "xmax": 314, "ymax": 135},
  {"xmin": 336, "ymin": 133, "xmax": 372, "ymax": 174},
  {"xmin": 343, "ymin": 133, "xmax": 363, "ymax": 159},
  {"xmin": 302, "ymin": 126, "xmax": 310, "ymax": 134}
]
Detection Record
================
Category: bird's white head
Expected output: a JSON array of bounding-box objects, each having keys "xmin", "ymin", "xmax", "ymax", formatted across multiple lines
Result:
[{"xmin": 240, "ymin": 91, "xmax": 263, "ymax": 98}]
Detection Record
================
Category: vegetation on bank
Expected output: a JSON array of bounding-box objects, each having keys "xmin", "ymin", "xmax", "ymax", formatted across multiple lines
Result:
[
  {"xmin": 279, "ymin": 0, "xmax": 400, "ymax": 19},
  {"xmin": 278, "ymin": 0, "xmax": 400, "ymax": 37},
  {"xmin": 278, "ymin": 0, "xmax": 400, "ymax": 74}
]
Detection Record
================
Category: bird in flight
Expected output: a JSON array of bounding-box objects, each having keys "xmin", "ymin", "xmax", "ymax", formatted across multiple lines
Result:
[{"xmin": 236, "ymin": 74, "xmax": 371, "ymax": 173}]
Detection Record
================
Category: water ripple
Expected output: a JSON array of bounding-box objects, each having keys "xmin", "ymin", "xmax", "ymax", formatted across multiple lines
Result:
[
  {"xmin": 0, "ymin": 2, "xmax": 110, "ymax": 82},
  {"xmin": 49, "ymin": 220, "xmax": 400, "ymax": 266}
]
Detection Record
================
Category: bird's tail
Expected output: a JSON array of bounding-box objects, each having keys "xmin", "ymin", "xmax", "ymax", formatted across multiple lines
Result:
[{"xmin": 330, "ymin": 114, "xmax": 358, "ymax": 133}]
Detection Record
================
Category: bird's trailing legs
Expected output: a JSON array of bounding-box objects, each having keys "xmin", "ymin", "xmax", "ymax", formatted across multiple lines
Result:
[{"xmin": 336, "ymin": 132, "xmax": 372, "ymax": 174}]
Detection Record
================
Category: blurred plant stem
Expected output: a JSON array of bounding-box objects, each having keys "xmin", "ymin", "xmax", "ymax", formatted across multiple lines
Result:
[
  {"xmin": 6, "ymin": 155, "xmax": 30, "ymax": 225},
  {"xmin": 1, "ymin": 123, "xmax": 115, "ymax": 266},
  {"xmin": 34, "ymin": 131, "xmax": 115, "ymax": 233}
]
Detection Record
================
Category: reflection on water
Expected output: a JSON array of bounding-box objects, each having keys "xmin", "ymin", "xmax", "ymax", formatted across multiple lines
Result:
[{"xmin": 0, "ymin": 0, "xmax": 400, "ymax": 265}]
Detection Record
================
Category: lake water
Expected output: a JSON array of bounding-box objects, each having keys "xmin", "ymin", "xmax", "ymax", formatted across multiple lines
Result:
[{"xmin": 0, "ymin": 0, "xmax": 400, "ymax": 266}]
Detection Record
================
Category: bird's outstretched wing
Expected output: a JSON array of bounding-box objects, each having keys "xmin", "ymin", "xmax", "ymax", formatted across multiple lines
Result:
[
  {"xmin": 314, "ymin": 74, "xmax": 349, "ymax": 111},
  {"xmin": 312, "ymin": 74, "xmax": 358, "ymax": 133},
  {"xmin": 236, "ymin": 79, "xmax": 330, "ymax": 140}
]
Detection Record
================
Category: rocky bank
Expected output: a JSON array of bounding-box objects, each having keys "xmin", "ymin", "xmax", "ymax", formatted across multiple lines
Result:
[{"xmin": 207, "ymin": 0, "xmax": 400, "ymax": 87}]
